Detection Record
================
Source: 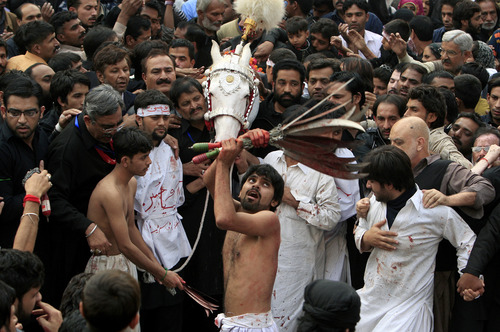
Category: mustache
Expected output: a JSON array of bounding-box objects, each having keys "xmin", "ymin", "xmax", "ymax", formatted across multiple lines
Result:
[
  {"xmin": 156, "ymin": 78, "xmax": 172, "ymax": 85},
  {"xmin": 189, "ymin": 107, "xmax": 204, "ymax": 115}
]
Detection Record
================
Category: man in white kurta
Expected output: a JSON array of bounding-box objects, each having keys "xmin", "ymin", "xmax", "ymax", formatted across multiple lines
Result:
[
  {"xmin": 354, "ymin": 146, "xmax": 476, "ymax": 332},
  {"xmin": 264, "ymin": 150, "xmax": 341, "ymax": 331}
]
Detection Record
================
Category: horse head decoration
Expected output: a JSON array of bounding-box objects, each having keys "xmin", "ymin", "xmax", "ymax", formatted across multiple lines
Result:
[
  {"xmin": 203, "ymin": 41, "xmax": 260, "ymax": 142},
  {"xmin": 201, "ymin": 0, "xmax": 285, "ymax": 142}
]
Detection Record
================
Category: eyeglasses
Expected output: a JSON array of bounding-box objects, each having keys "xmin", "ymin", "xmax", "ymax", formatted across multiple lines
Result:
[
  {"xmin": 471, "ymin": 146, "xmax": 490, "ymax": 153},
  {"xmin": 440, "ymin": 48, "xmax": 460, "ymax": 57},
  {"xmin": 6, "ymin": 109, "xmax": 39, "ymax": 118},
  {"xmin": 92, "ymin": 121, "xmax": 124, "ymax": 134}
]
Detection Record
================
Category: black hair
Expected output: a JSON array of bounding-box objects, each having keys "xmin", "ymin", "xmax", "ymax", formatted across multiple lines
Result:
[
  {"xmin": 313, "ymin": 0, "xmax": 334, "ymax": 13},
  {"xmin": 473, "ymin": 126, "xmax": 500, "ymax": 143},
  {"xmin": 454, "ymin": 74, "xmax": 482, "ymax": 109},
  {"xmin": 409, "ymin": 15, "xmax": 433, "ymax": 42},
  {"xmin": 373, "ymin": 66, "xmax": 392, "ymax": 85},
  {"xmin": 488, "ymin": 76, "xmax": 500, "ymax": 94},
  {"xmin": 0, "ymin": 280, "xmax": 16, "ymax": 329},
  {"xmin": 438, "ymin": 87, "xmax": 459, "ymax": 125},
  {"xmin": 16, "ymin": 20, "xmax": 55, "ymax": 51},
  {"xmin": 330, "ymin": 71, "xmax": 367, "ymax": 107},
  {"xmin": 81, "ymin": 270, "xmax": 141, "ymax": 332},
  {"xmin": 141, "ymin": 48, "xmax": 176, "ymax": 75},
  {"xmin": 50, "ymin": 69, "xmax": 90, "ymax": 109},
  {"xmin": 460, "ymin": 62, "xmax": 489, "ymax": 90},
  {"xmin": 362, "ymin": 145, "xmax": 415, "ymax": 191},
  {"xmin": 455, "ymin": 112, "xmax": 486, "ymax": 130},
  {"xmin": 184, "ymin": 23, "xmax": 206, "ymax": 45},
  {"xmin": 310, "ymin": 18, "xmax": 339, "ymax": 40},
  {"xmin": 303, "ymin": 52, "xmax": 327, "ymax": 64},
  {"xmin": 3, "ymin": 77, "xmax": 43, "ymax": 109},
  {"xmin": 170, "ymin": 76, "xmax": 204, "ymax": 107},
  {"xmin": 60, "ymin": 273, "xmax": 93, "ymax": 318},
  {"xmin": 125, "ymin": 16, "xmax": 151, "ymax": 41},
  {"xmin": 441, "ymin": 0, "xmax": 462, "ymax": 10},
  {"xmin": 134, "ymin": 89, "xmax": 173, "ymax": 110},
  {"xmin": 372, "ymin": 94, "xmax": 407, "ymax": 118},
  {"xmin": 422, "ymin": 70, "xmax": 454, "ymax": 84},
  {"xmin": 453, "ymin": 0, "xmax": 481, "ymax": 29},
  {"xmin": 241, "ymin": 164, "xmax": 284, "ymax": 211},
  {"xmin": 289, "ymin": 0, "xmax": 313, "ymax": 16},
  {"xmin": 132, "ymin": 39, "xmax": 169, "ymax": 77},
  {"xmin": 93, "ymin": 44, "xmax": 131, "ymax": 74},
  {"xmin": 384, "ymin": 19, "xmax": 411, "ymax": 42},
  {"xmin": 169, "ymin": 38, "xmax": 195, "ymax": 60},
  {"xmin": 343, "ymin": 0, "xmax": 370, "ymax": 13},
  {"xmin": 269, "ymin": 48, "xmax": 297, "ymax": 64},
  {"xmin": 48, "ymin": 52, "xmax": 82, "ymax": 72},
  {"xmin": 59, "ymin": 310, "xmax": 87, "ymax": 332},
  {"xmin": 144, "ymin": 0, "xmax": 162, "ymax": 19},
  {"xmin": 407, "ymin": 84, "xmax": 446, "ymax": 129},
  {"xmin": 272, "ymin": 59, "xmax": 306, "ymax": 85},
  {"xmin": 341, "ymin": 57, "xmax": 374, "ymax": 92},
  {"xmin": 285, "ymin": 16, "xmax": 308, "ymax": 35},
  {"xmin": 0, "ymin": 249, "xmax": 45, "ymax": 300},
  {"xmin": 113, "ymin": 127, "xmax": 153, "ymax": 162},
  {"xmin": 50, "ymin": 11, "xmax": 79, "ymax": 35},
  {"xmin": 0, "ymin": 70, "xmax": 29, "ymax": 92},
  {"xmin": 306, "ymin": 58, "xmax": 340, "ymax": 80},
  {"xmin": 83, "ymin": 26, "xmax": 118, "ymax": 61},
  {"xmin": 67, "ymin": 0, "xmax": 82, "ymax": 9}
]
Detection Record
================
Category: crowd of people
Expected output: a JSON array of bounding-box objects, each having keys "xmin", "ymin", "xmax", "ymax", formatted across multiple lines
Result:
[{"xmin": 1, "ymin": 0, "xmax": 500, "ymax": 331}]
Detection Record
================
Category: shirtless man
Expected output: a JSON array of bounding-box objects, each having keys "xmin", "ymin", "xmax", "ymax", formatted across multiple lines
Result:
[
  {"xmin": 85, "ymin": 127, "xmax": 184, "ymax": 292},
  {"xmin": 204, "ymin": 132, "xmax": 284, "ymax": 331}
]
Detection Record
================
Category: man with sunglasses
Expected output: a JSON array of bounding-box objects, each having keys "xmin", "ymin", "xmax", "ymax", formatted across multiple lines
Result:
[
  {"xmin": 0, "ymin": 78, "xmax": 48, "ymax": 250},
  {"xmin": 44, "ymin": 84, "xmax": 123, "ymax": 306}
]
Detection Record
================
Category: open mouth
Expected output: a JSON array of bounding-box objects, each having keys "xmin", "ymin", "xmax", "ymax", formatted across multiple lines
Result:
[{"xmin": 246, "ymin": 189, "xmax": 260, "ymax": 200}]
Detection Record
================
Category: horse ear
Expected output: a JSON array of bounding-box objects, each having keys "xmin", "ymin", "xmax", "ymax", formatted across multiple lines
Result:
[
  {"xmin": 239, "ymin": 43, "xmax": 252, "ymax": 67},
  {"xmin": 211, "ymin": 40, "xmax": 223, "ymax": 64}
]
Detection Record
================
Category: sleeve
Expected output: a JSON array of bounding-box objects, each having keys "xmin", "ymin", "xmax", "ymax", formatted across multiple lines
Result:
[
  {"xmin": 462, "ymin": 203, "xmax": 500, "ymax": 276},
  {"xmin": 46, "ymin": 143, "xmax": 93, "ymax": 234},
  {"xmin": 262, "ymin": 27, "xmax": 288, "ymax": 45},
  {"xmin": 294, "ymin": 173, "xmax": 341, "ymax": 231},
  {"xmin": 442, "ymin": 208, "xmax": 477, "ymax": 274},
  {"xmin": 429, "ymin": 130, "xmax": 473, "ymax": 169},
  {"xmin": 354, "ymin": 217, "xmax": 372, "ymax": 253},
  {"xmin": 442, "ymin": 163, "xmax": 495, "ymax": 218},
  {"xmin": 0, "ymin": 146, "xmax": 24, "ymax": 234},
  {"xmin": 398, "ymin": 52, "xmax": 435, "ymax": 73}
]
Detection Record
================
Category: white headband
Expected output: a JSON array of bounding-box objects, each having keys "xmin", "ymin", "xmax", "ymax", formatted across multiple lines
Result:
[{"xmin": 136, "ymin": 104, "xmax": 171, "ymax": 117}]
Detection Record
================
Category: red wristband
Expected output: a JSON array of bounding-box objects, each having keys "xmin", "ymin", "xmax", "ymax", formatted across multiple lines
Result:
[
  {"xmin": 23, "ymin": 194, "xmax": 41, "ymax": 207},
  {"xmin": 480, "ymin": 157, "xmax": 490, "ymax": 167}
]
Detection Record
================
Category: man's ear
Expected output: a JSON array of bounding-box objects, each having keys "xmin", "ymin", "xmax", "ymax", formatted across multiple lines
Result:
[
  {"xmin": 79, "ymin": 301, "xmax": 85, "ymax": 318},
  {"xmin": 31, "ymin": 43, "xmax": 41, "ymax": 56},
  {"xmin": 122, "ymin": 156, "xmax": 130, "ymax": 167},
  {"xmin": 352, "ymin": 92, "xmax": 362, "ymax": 106},
  {"xmin": 129, "ymin": 313, "xmax": 140, "ymax": 329},
  {"xmin": 270, "ymin": 200, "xmax": 278, "ymax": 208},
  {"xmin": 40, "ymin": 105, "xmax": 45, "ymax": 119},
  {"xmin": 125, "ymin": 35, "xmax": 134, "ymax": 48},
  {"xmin": 83, "ymin": 114, "xmax": 92, "ymax": 127},
  {"xmin": 416, "ymin": 136, "xmax": 425, "ymax": 151},
  {"xmin": 426, "ymin": 112, "xmax": 437, "ymax": 126},
  {"xmin": 136, "ymin": 115, "xmax": 143, "ymax": 128},
  {"xmin": 96, "ymin": 71, "xmax": 105, "ymax": 84}
]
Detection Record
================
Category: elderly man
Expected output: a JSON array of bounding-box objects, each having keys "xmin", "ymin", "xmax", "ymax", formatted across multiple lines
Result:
[
  {"xmin": 393, "ymin": 29, "xmax": 473, "ymax": 76},
  {"xmin": 193, "ymin": 0, "xmax": 226, "ymax": 39},
  {"xmin": 45, "ymin": 84, "xmax": 123, "ymax": 306},
  {"xmin": 477, "ymin": 0, "xmax": 500, "ymax": 41}
]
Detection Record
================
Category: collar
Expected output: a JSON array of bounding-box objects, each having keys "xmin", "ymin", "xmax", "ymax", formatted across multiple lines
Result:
[
  {"xmin": 0, "ymin": 120, "xmax": 40, "ymax": 146},
  {"xmin": 413, "ymin": 154, "xmax": 440, "ymax": 176},
  {"xmin": 387, "ymin": 185, "xmax": 417, "ymax": 210},
  {"xmin": 24, "ymin": 51, "xmax": 47, "ymax": 64},
  {"xmin": 276, "ymin": 151, "xmax": 311, "ymax": 174},
  {"xmin": 74, "ymin": 113, "xmax": 105, "ymax": 150}
]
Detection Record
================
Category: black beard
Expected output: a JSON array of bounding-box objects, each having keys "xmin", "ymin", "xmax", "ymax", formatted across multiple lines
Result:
[
  {"xmin": 273, "ymin": 92, "xmax": 301, "ymax": 108},
  {"xmin": 240, "ymin": 196, "xmax": 261, "ymax": 212},
  {"xmin": 152, "ymin": 130, "xmax": 167, "ymax": 142}
]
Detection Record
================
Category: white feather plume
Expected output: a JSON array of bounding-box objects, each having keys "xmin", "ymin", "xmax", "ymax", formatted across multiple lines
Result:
[{"xmin": 234, "ymin": 0, "xmax": 285, "ymax": 32}]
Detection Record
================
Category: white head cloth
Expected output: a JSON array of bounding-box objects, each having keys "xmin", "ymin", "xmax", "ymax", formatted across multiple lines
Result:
[{"xmin": 136, "ymin": 104, "xmax": 171, "ymax": 117}]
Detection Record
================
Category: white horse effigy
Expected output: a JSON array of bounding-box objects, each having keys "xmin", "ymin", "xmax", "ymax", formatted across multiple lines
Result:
[{"xmin": 202, "ymin": 41, "xmax": 260, "ymax": 142}]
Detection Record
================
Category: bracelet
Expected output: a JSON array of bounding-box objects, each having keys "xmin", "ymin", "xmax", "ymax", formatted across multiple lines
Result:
[
  {"xmin": 21, "ymin": 212, "xmax": 39, "ymax": 226},
  {"xmin": 162, "ymin": 267, "xmax": 168, "ymax": 281},
  {"xmin": 480, "ymin": 157, "xmax": 490, "ymax": 167},
  {"xmin": 165, "ymin": 1, "xmax": 174, "ymax": 5},
  {"xmin": 85, "ymin": 224, "xmax": 98, "ymax": 238},
  {"xmin": 23, "ymin": 194, "xmax": 40, "ymax": 207}
]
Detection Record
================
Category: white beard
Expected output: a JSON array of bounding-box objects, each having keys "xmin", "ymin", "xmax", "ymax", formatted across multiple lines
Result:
[{"xmin": 482, "ymin": 18, "xmax": 498, "ymax": 30}]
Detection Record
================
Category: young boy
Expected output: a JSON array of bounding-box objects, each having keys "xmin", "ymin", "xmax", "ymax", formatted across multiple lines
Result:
[
  {"xmin": 286, "ymin": 17, "xmax": 312, "ymax": 62},
  {"xmin": 310, "ymin": 18, "xmax": 340, "ymax": 56},
  {"xmin": 85, "ymin": 127, "xmax": 184, "ymax": 291}
]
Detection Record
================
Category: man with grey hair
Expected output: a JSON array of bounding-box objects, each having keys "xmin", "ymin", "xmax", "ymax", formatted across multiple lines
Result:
[
  {"xmin": 392, "ymin": 29, "xmax": 473, "ymax": 76},
  {"xmin": 44, "ymin": 84, "xmax": 124, "ymax": 306},
  {"xmin": 194, "ymin": 0, "xmax": 226, "ymax": 39}
]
